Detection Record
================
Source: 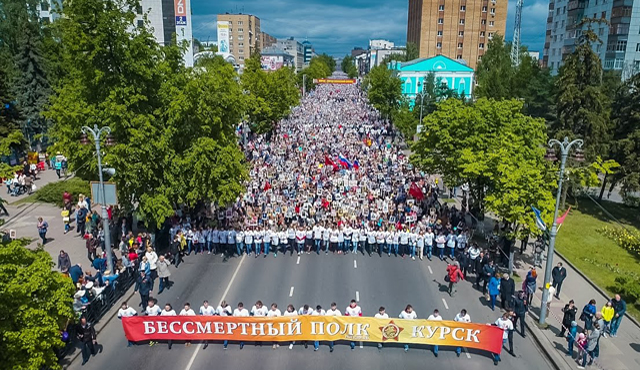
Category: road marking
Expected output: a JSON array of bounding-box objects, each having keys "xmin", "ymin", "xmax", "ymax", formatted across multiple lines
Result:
[
  {"xmin": 185, "ymin": 255, "xmax": 246, "ymax": 370},
  {"xmin": 289, "ymin": 286, "xmax": 295, "ymax": 297},
  {"xmin": 359, "ymin": 341, "xmax": 363, "ymax": 348},
  {"xmin": 464, "ymin": 347, "xmax": 471, "ymax": 358},
  {"xmin": 355, "ymin": 291, "xmax": 360, "ymax": 302},
  {"xmin": 428, "ymin": 266, "xmax": 433, "ymax": 274},
  {"xmin": 442, "ymin": 298, "xmax": 449, "ymax": 310},
  {"xmin": 354, "ymin": 260, "xmax": 357, "ymax": 269},
  {"xmin": 296, "ymin": 256, "xmax": 300, "ymax": 265}
]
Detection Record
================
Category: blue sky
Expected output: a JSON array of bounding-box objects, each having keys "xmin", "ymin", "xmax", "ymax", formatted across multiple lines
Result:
[{"xmin": 191, "ymin": 0, "xmax": 549, "ymax": 56}]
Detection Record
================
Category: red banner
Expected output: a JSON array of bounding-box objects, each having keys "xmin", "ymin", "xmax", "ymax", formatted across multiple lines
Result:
[
  {"xmin": 313, "ymin": 79, "xmax": 357, "ymax": 84},
  {"xmin": 122, "ymin": 316, "xmax": 504, "ymax": 353}
]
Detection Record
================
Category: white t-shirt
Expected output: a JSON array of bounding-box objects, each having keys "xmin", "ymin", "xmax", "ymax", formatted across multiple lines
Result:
[
  {"xmin": 312, "ymin": 309, "xmax": 326, "ymax": 316},
  {"xmin": 495, "ymin": 317, "xmax": 514, "ymax": 339},
  {"xmin": 161, "ymin": 309, "xmax": 176, "ymax": 316},
  {"xmin": 454, "ymin": 313, "xmax": 471, "ymax": 323},
  {"xmin": 424, "ymin": 232, "xmax": 435, "ymax": 246},
  {"xmin": 267, "ymin": 308, "xmax": 282, "ymax": 317},
  {"xmin": 400, "ymin": 310, "xmax": 417, "ymax": 320},
  {"xmin": 251, "ymin": 305, "xmax": 268, "ymax": 317},
  {"xmin": 345, "ymin": 305, "xmax": 362, "ymax": 317},
  {"xmin": 427, "ymin": 314, "xmax": 443, "ymax": 321},
  {"xmin": 217, "ymin": 305, "xmax": 232, "ymax": 316},
  {"xmin": 374, "ymin": 312, "xmax": 389, "ymax": 319},
  {"xmin": 325, "ymin": 308, "xmax": 342, "ymax": 317},
  {"xmin": 146, "ymin": 304, "xmax": 162, "ymax": 316},
  {"xmin": 283, "ymin": 310, "xmax": 298, "ymax": 317},
  {"xmin": 118, "ymin": 306, "xmax": 137, "ymax": 318},
  {"xmin": 180, "ymin": 308, "xmax": 196, "ymax": 316},
  {"xmin": 233, "ymin": 308, "xmax": 250, "ymax": 317},
  {"xmin": 200, "ymin": 305, "xmax": 216, "ymax": 316}
]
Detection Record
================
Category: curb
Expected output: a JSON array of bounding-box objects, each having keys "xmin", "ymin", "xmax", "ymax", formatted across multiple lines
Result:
[
  {"xmin": 63, "ymin": 285, "xmax": 137, "ymax": 369},
  {"xmin": 554, "ymin": 250, "xmax": 640, "ymax": 329},
  {"xmin": 524, "ymin": 315, "xmax": 569, "ymax": 370}
]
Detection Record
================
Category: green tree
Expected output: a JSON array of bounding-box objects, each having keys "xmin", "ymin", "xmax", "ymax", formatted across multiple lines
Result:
[
  {"xmin": 46, "ymin": 0, "xmax": 248, "ymax": 227},
  {"xmin": 299, "ymin": 56, "xmax": 332, "ymax": 92},
  {"xmin": 363, "ymin": 64, "xmax": 401, "ymax": 118},
  {"xmin": 391, "ymin": 98, "xmax": 417, "ymax": 139},
  {"xmin": 315, "ymin": 53, "xmax": 336, "ymax": 72},
  {"xmin": 341, "ymin": 55, "xmax": 358, "ymax": 78},
  {"xmin": 554, "ymin": 20, "xmax": 612, "ymax": 162},
  {"xmin": 0, "ymin": 241, "xmax": 75, "ymax": 370},
  {"xmin": 474, "ymin": 35, "xmax": 514, "ymax": 100},
  {"xmin": 381, "ymin": 42, "xmax": 420, "ymax": 65},
  {"xmin": 412, "ymin": 98, "xmax": 555, "ymax": 233},
  {"xmin": 609, "ymin": 71, "xmax": 640, "ymax": 202}
]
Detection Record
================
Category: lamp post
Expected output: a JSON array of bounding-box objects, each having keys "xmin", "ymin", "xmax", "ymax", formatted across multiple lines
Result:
[
  {"xmin": 80, "ymin": 124, "xmax": 115, "ymax": 274},
  {"xmin": 538, "ymin": 136, "xmax": 584, "ymax": 326},
  {"xmin": 416, "ymin": 81, "xmax": 428, "ymax": 134}
]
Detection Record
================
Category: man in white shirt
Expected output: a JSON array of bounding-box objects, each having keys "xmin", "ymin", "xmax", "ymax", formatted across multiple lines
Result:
[
  {"xmin": 235, "ymin": 230, "xmax": 244, "ymax": 257},
  {"xmin": 399, "ymin": 305, "xmax": 417, "ymax": 352},
  {"xmin": 287, "ymin": 227, "xmax": 296, "ymax": 255},
  {"xmin": 263, "ymin": 229, "xmax": 272, "ymax": 258},
  {"xmin": 200, "ymin": 300, "xmax": 216, "ymax": 349},
  {"xmin": 416, "ymin": 232, "xmax": 425, "ymax": 261},
  {"xmin": 161, "ymin": 303, "xmax": 176, "ymax": 349},
  {"xmin": 409, "ymin": 232, "xmax": 418, "ymax": 260},
  {"xmin": 313, "ymin": 225, "xmax": 323, "ymax": 254},
  {"xmin": 254, "ymin": 229, "xmax": 263, "ymax": 258},
  {"xmin": 385, "ymin": 231, "xmax": 394, "ymax": 257},
  {"xmin": 424, "ymin": 228, "xmax": 435, "ymax": 260},
  {"xmin": 493, "ymin": 312, "xmax": 514, "ymax": 365},
  {"xmin": 345, "ymin": 300, "xmax": 362, "ymax": 350},
  {"xmin": 145, "ymin": 299, "xmax": 162, "ymax": 316},
  {"xmin": 351, "ymin": 228, "xmax": 360, "ymax": 254},
  {"xmin": 284, "ymin": 304, "xmax": 298, "ymax": 349},
  {"xmin": 344, "ymin": 226, "xmax": 353, "ymax": 254},
  {"xmin": 376, "ymin": 230, "xmax": 385, "ymax": 257},
  {"xmin": 374, "ymin": 306, "xmax": 389, "ymax": 349},
  {"xmin": 271, "ymin": 230, "xmax": 279, "ymax": 257},
  {"xmin": 295, "ymin": 227, "xmax": 305, "ymax": 256},
  {"xmin": 244, "ymin": 230, "xmax": 254, "ymax": 256},
  {"xmin": 251, "ymin": 300, "xmax": 268, "ymax": 317},
  {"xmin": 454, "ymin": 309, "xmax": 471, "ymax": 357},
  {"xmin": 366, "ymin": 229, "xmax": 376, "ymax": 257},
  {"xmin": 312, "ymin": 305, "xmax": 326, "ymax": 351},
  {"xmin": 179, "ymin": 303, "xmax": 196, "ymax": 347},
  {"xmin": 267, "ymin": 303, "xmax": 282, "ymax": 349},
  {"xmin": 118, "ymin": 302, "xmax": 137, "ymax": 347},
  {"xmin": 325, "ymin": 302, "xmax": 341, "ymax": 352},
  {"xmin": 305, "ymin": 228, "xmax": 314, "ymax": 254},
  {"xmin": 231, "ymin": 302, "xmax": 250, "ymax": 349},
  {"xmin": 399, "ymin": 230, "xmax": 409, "ymax": 258},
  {"xmin": 427, "ymin": 309, "xmax": 443, "ymax": 357},
  {"xmin": 392, "ymin": 230, "xmax": 400, "ymax": 257}
]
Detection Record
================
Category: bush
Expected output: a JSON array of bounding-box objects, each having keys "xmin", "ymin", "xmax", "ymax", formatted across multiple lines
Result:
[
  {"xmin": 613, "ymin": 276, "xmax": 640, "ymax": 304},
  {"xmin": 598, "ymin": 226, "xmax": 640, "ymax": 256},
  {"xmin": 34, "ymin": 178, "xmax": 91, "ymax": 207}
]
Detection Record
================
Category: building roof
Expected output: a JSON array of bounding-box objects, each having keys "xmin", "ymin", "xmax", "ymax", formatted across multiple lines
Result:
[
  {"xmin": 262, "ymin": 47, "xmax": 294, "ymax": 58},
  {"xmin": 394, "ymin": 55, "xmax": 473, "ymax": 73}
]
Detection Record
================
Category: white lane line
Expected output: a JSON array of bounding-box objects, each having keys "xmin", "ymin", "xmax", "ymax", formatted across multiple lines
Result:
[
  {"xmin": 464, "ymin": 347, "xmax": 471, "ymax": 358},
  {"xmin": 296, "ymin": 256, "xmax": 300, "ymax": 265},
  {"xmin": 359, "ymin": 341, "xmax": 364, "ymax": 348},
  {"xmin": 428, "ymin": 265, "xmax": 433, "ymax": 274},
  {"xmin": 354, "ymin": 260, "xmax": 357, "ymax": 269},
  {"xmin": 185, "ymin": 255, "xmax": 246, "ymax": 370},
  {"xmin": 355, "ymin": 291, "xmax": 360, "ymax": 302},
  {"xmin": 289, "ymin": 286, "xmax": 295, "ymax": 297},
  {"xmin": 442, "ymin": 298, "xmax": 449, "ymax": 310}
]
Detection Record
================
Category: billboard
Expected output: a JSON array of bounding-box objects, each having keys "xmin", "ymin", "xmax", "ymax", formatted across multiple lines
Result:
[
  {"xmin": 217, "ymin": 21, "xmax": 230, "ymax": 57},
  {"xmin": 174, "ymin": 0, "xmax": 187, "ymax": 26},
  {"xmin": 261, "ymin": 55, "xmax": 284, "ymax": 71},
  {"xmin": 313, "ymin": 78, "xmax": 357, "ymax": 84}
]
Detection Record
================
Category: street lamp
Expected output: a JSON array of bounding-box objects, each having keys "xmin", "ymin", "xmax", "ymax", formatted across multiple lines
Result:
[
  {"xmin": 416, "ymin": 81, "xmax": 428, "ymax": 133},
  {"xmin": 538, "ymin": 136, "xmax": 584, "ymax": 326},
  {"xmin": 80, "ymin": 124, "xmax": 115, "ymax": 274}
]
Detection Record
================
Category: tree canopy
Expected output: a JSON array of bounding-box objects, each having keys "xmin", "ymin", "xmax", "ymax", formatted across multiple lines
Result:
[
  {"xmin": 45, "ymin": 0, "xmax": 248, "ymax": 227},
  {"xmin": 363, "ymin": 64, "xmax": 402, "ymax": 118},
  {"xmin": 299, "ymin": 56, "xmax": 333, "ymax": 92},
  {"xmin": 0, "ymin": 241, "xmax": 75, "ymax": 370},
  {"xmin": 341, "ymin": 55, "xmax": 358, "ymax": 78},
  {"xmin": 412, "ymin": 98, "xmax": 556, "ymax": 236}
]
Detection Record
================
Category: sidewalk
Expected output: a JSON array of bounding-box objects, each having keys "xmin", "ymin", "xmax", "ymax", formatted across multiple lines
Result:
[
  {"xmin": 4, "ymin": 168, "xmax": 64, "ymax": 205},
  {"xmin": 512, "ymin": 246, "xmax": 640, "ymax": 370}
]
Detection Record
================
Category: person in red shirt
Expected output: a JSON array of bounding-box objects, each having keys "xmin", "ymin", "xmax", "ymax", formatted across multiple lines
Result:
[{"xmin": 446, "ymin": 261, "xmax": 464, "ymax": 297}]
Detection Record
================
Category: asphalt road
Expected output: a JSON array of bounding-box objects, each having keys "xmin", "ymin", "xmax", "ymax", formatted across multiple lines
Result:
[{"xmin": 68, "ymin": 251, "xmax": 554, "ymax": 370}]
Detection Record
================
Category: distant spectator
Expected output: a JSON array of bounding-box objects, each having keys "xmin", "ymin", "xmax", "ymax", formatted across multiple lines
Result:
[
  {"xmin": 58, "ymin": 250, "xmax": 71, "ymax": 272},
  {"xmin": 69, "ymin": 263, "xmax": 83, "ymax": 284},
  {"xmin": 581, "ymin": 299, "xmax": 597, "ymax": 331},
  {"xmin": 610, "ymin": 294, "xmax": 626, "ymax": 337},
  {"xmin": 551, "ymin": 262, "xmax": 567, "ymax": 298},
  {"xmin": 37, "ymin": 217, "xmax": 48, "ymax": 245}
]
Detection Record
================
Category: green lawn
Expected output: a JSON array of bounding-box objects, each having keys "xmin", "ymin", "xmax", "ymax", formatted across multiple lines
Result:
[{"xmin": 555, "ymin": 198, "xmax": 640, "ymax": 319}]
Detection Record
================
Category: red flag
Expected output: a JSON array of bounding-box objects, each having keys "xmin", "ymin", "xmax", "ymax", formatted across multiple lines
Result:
[
  {"xmin": 556, "ymin": 206, "xmax": 571, "ymax": 226},
  {"xmin": 263, "ymin": 181, "xmax": 271, "ymax": 191},
  {"xmin": 409, "ymin": 182, "xmax": 424, "ymax": 201},
  {"xmin": 325, "ymin": 156, "xmax": 335, "ymax": 166}
]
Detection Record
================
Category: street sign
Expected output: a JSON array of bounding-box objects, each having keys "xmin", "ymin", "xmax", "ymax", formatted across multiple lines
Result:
[{"xmin": 91, "ymin": 182, "xmax": 118, "ymax": 205}]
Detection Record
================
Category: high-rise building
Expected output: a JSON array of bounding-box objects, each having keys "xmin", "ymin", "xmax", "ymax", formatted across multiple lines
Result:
[
  {"xmin": 38, "ymin": 0, "xmax": 62, "ymax": 23},
  {"xmin": 543, "ymin": 0, "xmax": 640, "ymax": 79},
  {"xmin": 135, "ymin": 0, "xmax": 194, "ymax": 67},
  {"xmin": 277, "ymin": 37, "xmax": 304, "ymax": 72},
  {"xmin": 302, "ymin": 40, "xmax": 315, "ymax": 66},
  {"xmin": 261, "ymin": 32, "xmax": 277, "ymax": 49},
  {"xmin": 217, "ymin": 13, "xmax": 261, "ymax": 68},
  {"xmin": 407, "ymin": 0, "xmax": 508, "ymax": 69}
]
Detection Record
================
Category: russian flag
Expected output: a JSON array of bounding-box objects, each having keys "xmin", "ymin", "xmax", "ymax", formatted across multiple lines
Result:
[
  {"xmin": 338, "ymin": 154, "xmax": 352, "ymax": 169},
  {"xmin": 353, "ymin": 160, "xmax": 360, "ymax": 170},
  {"xmin": 531, "ymin": 206, "xmax": 547, "ymax": 231}
]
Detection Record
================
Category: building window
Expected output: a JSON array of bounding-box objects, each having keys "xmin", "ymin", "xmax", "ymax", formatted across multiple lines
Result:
[
  {"xmin": 480, "ymin": 31, "xmax": 485, "ymax": 37},
  {"xmin": 601, "ymin": 11, "xmax": 606, "ymax": 18},
  {"xmin": 490, "ymin": 8, "xmax": 495, "ymax": 14},
  {"xmin": 551, "ymin": 62, "xmax": 555, "ymax": 69},
  {"xmin": 637, "ymin": 43, "xmax": 640, "ymax": 52},
  {"xmin": 479, "ymin": 43, "xmax": 485, "ymax": 49},
  {"xmin": 135, "ymin": 4, "xmax": 142, "ymax": 14},
  {"xmin": 437, "ymin": 42, "xmax": 442, "ymax": 49},
  {"xmin": 239, "ymin": 56, "xmax": 245, "ymax": 60},
  {"xmin": 437, "ymin": 30, "xmax": 443, "ymax": 36},
  {"xmin": 458, "ymin": 31, "xmax": 464, "ymax": 37},
  {"xmin": 458, "ymin": 43, "xmax": 463, "ymax": 48},
  {"xmin": 459, "ymin": 19, "xmax": 465, "ymax": 25},
  {"xmin": 563, "ymin": 6, "xmax": 566, "ymax": 13},
  {"xmin": 617, "ymin": 41, "xmax": 627, "ymax": 51},
  {"xmin": 238, "ymin": 35, "xmax": 244, "ymax": 40},
  {"xmin": 438, "ymin": 18, "xmax": 444, "ymax": 24},
  {"xmin": 460, "ymin": 5, "xmax": 466, "ymax": 11},
  {"xmin": 552, "ymin": 49, "xmax": 556, "ymax": 56},
  {"xmin": 457, "ymin": 55, "xmax": 463, "ymax": 59},
  {"xmin": 481, "ymin": 19, "xmax": 487, "ymax": 25},
  {"xmin": 238, "ymin": 28, "xmax": 244, "ymax": 32},
  {"xmin": 482, "ymin": 6, "xmax": 487, "ymax": 12},
  {"xmin": 489, "ymin": 21, "xmax": 494, "ymax": 26},
  {"xmin": 557, "ymin": 8, "xmax": 561, "ymax": 15},
  {"xmin": 488, "ymin": 32, "xmax": 494, "ymax": 38},
  {"xmin": 439, "ymin": 5, "xmax": 445, "ymax": 11},
  {"xmin": 239, "ymin": 42, "xmax": 244, "ymax": 47},
  {"xmin": 238, "ymin": 21, "xmax": 243, "ymax": 25},
  {"xmin": 560, "ymin": 34, "xmax": 563, "ymax": 41},
  {"xmin": 239, "ymin": 49, "xmax": 244, "ymax": 53},
  {"xmin": 41, "ymin": 1, "xmax": 50, "ymax": 11},
  {"xmin": 137, "ymin": 19, "xmax": 143, "ymax": 28}
]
